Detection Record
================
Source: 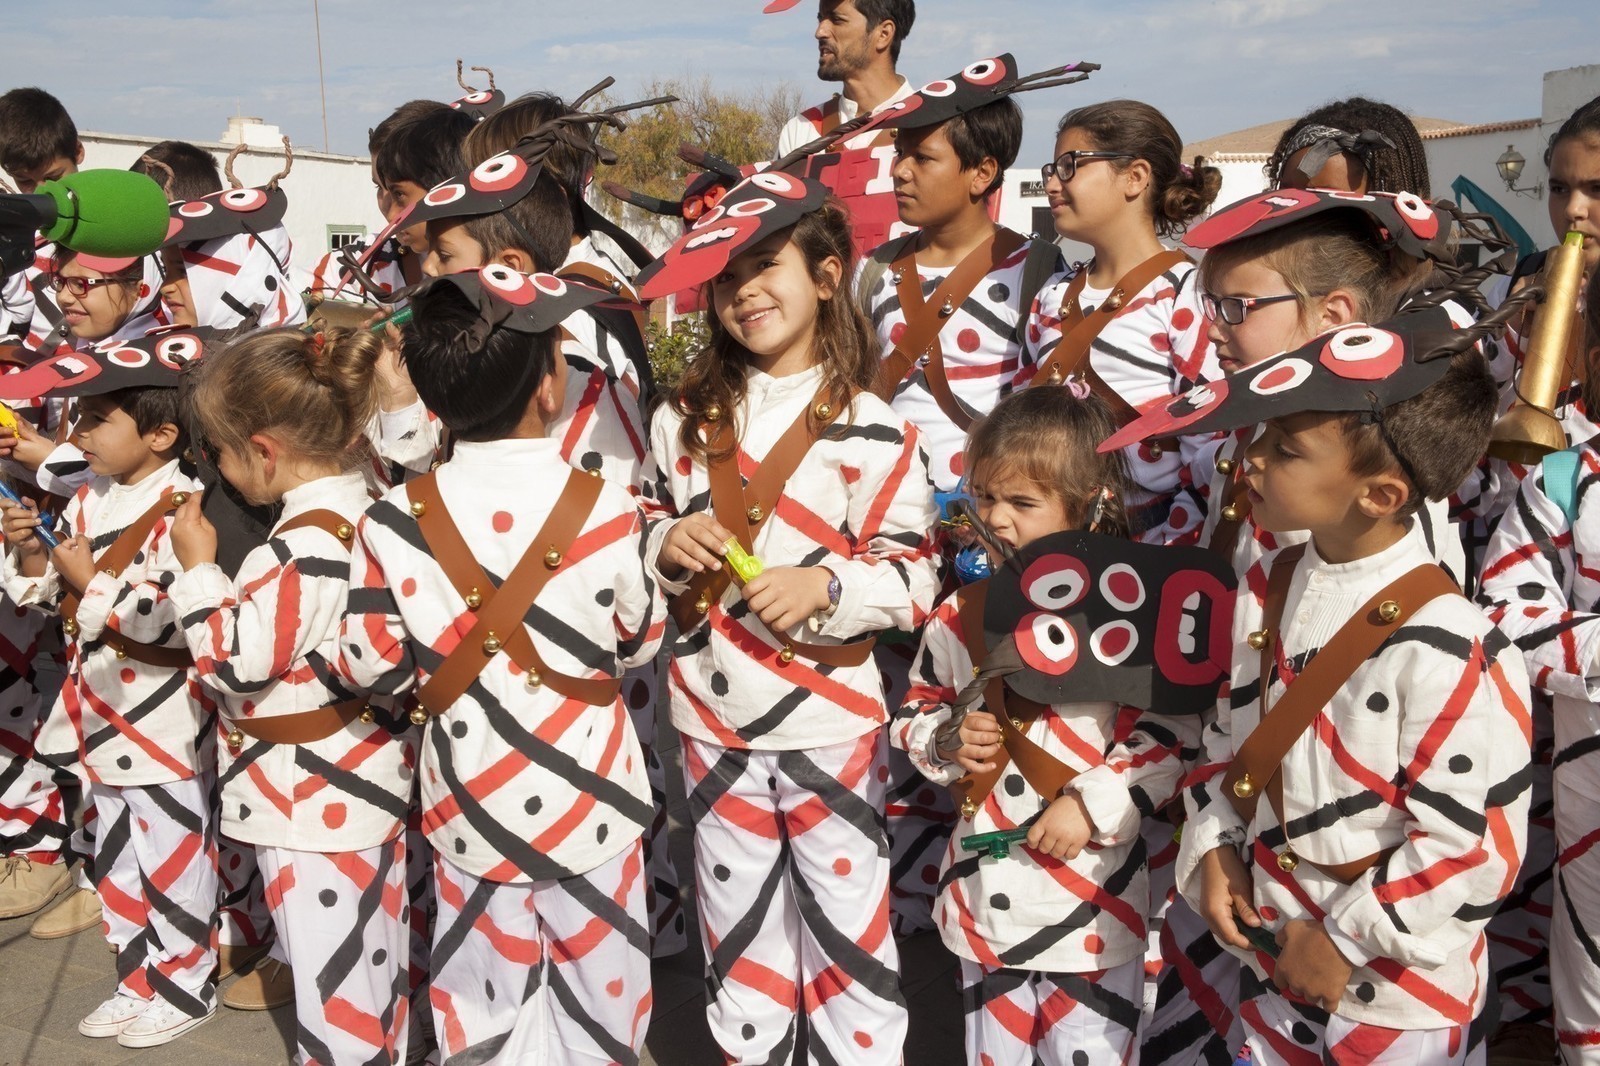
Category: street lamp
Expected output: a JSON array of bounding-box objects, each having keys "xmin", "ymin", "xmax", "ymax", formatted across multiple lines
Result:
[{"xmin": 1496, "ymin": 144, "xmax": 1543, "ymax": 198}]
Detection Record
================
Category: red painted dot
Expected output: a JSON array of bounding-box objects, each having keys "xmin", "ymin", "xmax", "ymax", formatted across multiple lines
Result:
[
  {"xmin": 675, "ymin": 455, "xmax": 692, "ymax": 476},
  {"xmin": 950, "ymin": 451, "xmax": 965, "ymax": 476},
  {"xmin": 1259, "ymin": 905, "xmax": 1279, "ymax": 922},
  {"xmin": 1150, "ymin": 332, "xmax": 1171, "ymax": 352},
  {"xmin": 1099, "ymin": 627, "xmax": 1132, "ymax": 658},
  {"xmin": 606, "ymin": 978, "xmax": 624, "ymax": 998},
  {"xmin": 854, "ymin": 1032, "xmax": 873, "ymax": 1049},
  {"xmin": 1168, "ymin": 506, "xmax": 1189, "ymax": 529},
  {"xmin": 1172, "ymin": 308, "xmax": 1195, "ymax": 331},
  {"xmin": 1255, "ymin": 364, "xmax": 1300, "ymax": 392},
  {"xmin": 889, "ymin": 322, "xmax": 907, "ymax": 344},
  {"xmin": 242, "ymin": 700, "xmax": 255, "ymax": 714},
  {"xmin": 492, "ymin": 511, "xmax": 514, "ymax": 533},
  {"xmin": 956, "ymin": 328, "xmax": 981, "ymax": 353},
  {"xmin": 1029, "ymin": 324, "xmax": 1042, "ymax": 342},
  {"xmin": 120, "ymin": 668, "xmax": 136, "ymax": 684},
  {"xmin": 877, "ymin": 765, "xmax": 890, "ymax": 783},
  {"xmin": 1084, "ymin": 934, "xmax": 1105, "ymax": 953},
  {"xmin": 1108, "ymin": 571, "xmax": 1141, "ymax": 603},
  {"xmin": 322, "ymin": 803, "xmax": 347, "ymax": 829},
  {"xmin": 833, "ymin": 857, "xmax": 852, "ymax": 876},
  {"xmin": 840, "ymin": 465, "xmax": 861, "ymax": 484},
  {"xmin": 401, "ymin": 578, "xmax": 417, "ymax": 597},
  {"xmin": 921, "ymin": 863, "xmax": 939, "ymax": 885}
]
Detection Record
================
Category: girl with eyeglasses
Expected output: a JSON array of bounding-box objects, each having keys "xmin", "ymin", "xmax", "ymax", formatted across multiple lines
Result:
[
  {"xmin": 1023, "ymin": 99, "xmax": 1222, "ymax": 548},
  {"xmin": 49, "ymin": 251, "xmax": 165, "ymax": 349}
]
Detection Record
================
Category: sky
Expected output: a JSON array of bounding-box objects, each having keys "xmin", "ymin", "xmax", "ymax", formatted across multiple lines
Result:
[{"xmin": 8, "ymin": 0, "xmax": 1598, "ymax": 169}]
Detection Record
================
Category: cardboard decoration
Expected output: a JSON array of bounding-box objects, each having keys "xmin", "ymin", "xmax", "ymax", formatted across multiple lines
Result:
[
  {"xmin": 1182, "ymin": 187, "xmax": 1449, "ymax": 264},
  {"xmin": 763, "ymin": 0, "xmax": 802, "ymax": 10},
  {"xmin": 848, "ymin": 55, "xmax": 1099, "ymax": 138},
  {"xmin": 1098, "ymin": 304, "xmax": 1460, "ymax": 453},
  {"xmin": 402, "ymin": 265, "xmax": 617, "ymax": 344},
  {"xmin": 163, "ymin": 185, "xmax": 290, "ymax": 247},
  {"xmin": 449, "ymin": 88, "xmax": 506, "ymax": 121},
  {"xmin": 983, "ymin": 530, "xmax": 1236, "ymax": 714},
  {"xmin": 0, "ymin": 324, "xmax": 220, "ymax": 400},
  {"xmin": 634, "ymin": 170, "xmax": 829, "ymax": 301}
]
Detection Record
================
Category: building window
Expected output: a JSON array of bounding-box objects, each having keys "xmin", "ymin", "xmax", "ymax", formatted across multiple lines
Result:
[{"xmin": 327, "ymin": 226, "xmax": 367, "ymax": 253}]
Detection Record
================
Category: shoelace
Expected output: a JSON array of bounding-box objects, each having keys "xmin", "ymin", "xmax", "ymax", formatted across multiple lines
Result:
[{"xmin": 0, "ymin": 854, "xmax": 32, "ymax": 886}]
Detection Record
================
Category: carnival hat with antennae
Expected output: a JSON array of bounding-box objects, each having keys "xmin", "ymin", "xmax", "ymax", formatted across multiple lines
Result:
[
  {"xmin": 0, "ymin": 324, "xmax": 224, "ymax": 400},
  {"xmin": 449, "ymin": 60, "xmax": 505, "ymax": 121},
  {"xmin": 845, "ymin": 55, "xmax": 1099, "ymax": 139}
]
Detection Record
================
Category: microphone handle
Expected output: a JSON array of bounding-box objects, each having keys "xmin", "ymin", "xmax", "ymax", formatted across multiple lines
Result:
[{"xmin": 0, "ymin": 479, "xmax": 61, "ymax": 550}]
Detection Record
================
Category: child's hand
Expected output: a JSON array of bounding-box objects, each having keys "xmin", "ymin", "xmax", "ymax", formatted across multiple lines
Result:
[
  {"xmin": 659, "ymin": 513, "xmax": 734, "ymax": 582},
  {"xmin": 363, "ymin": 312, "xmax": 420, "ymax": 412},
  {"xmin": 0, "ymin": 420, "xmax": 54, "ymax": 472},
  {"xmin": 941, "ymin": 710, "xmax": 1003, "ymax": 774},
  {"xmin": 1027, "ymin": 790, "xmax": 1096, "ymax": 861},
  {"xmin": 742, "ymin": 566, "xmax": 831, "ymax": 633},
  {"xmin": 170, "ymin": 492, "xmax": 216, "ymax": 570},
  {"xmin": 1, "ymin": 498, "xmax": 48, "ymax": 568},
  {"xmin": 1198, "ymin": 844, "xmax": 1261, "ymax": 951},
  {"xmin": 50, "ymin": 535, "xmax": 96, "ymax": 591},
  {"xmin": 1274, "ymin": 919, "xmax": 1354, "ymax": 1011}
]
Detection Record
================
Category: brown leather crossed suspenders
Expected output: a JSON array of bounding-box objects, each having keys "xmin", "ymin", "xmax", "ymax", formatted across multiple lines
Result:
[
  {"xmin": 1220, "ymin": 544, "xmax": 1460, "ymax": 883},
  {"xmin": 665, "ymin": 392, "xmax": 875, "ymax": 668},
  {"xmin": 1206, "ymin": 430, "xmax": 1253, "ymax": 560},
  {"xmin": 951, "ymin": 583, "xmax": 1079, "ymax": 820}
]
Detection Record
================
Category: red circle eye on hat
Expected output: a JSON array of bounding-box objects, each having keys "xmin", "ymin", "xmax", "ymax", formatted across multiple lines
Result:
[
  {"xmin": 748, "ymin": 172, "xmax": 805, "ymax": 200},
  {"xmin": 727, "ymin": 197, "xmax": 776, "ymax": 218},
  {"xmin": 470, "ymin": 154, "xmax": 528, "ymax": 193},
  {"xmin": 1318, "ymin": 326, "xmax": 1403, "ymax": 380},
  {"xmin": 221, "ymin": 188, "xmax": 268, "ymax": 213},
  {"xmin": 463, "ymin": 91, "xmax": 493, "ymax": 104},
  {"xmin": 1391, "ymin": 192, "xmax": 1439, "ymax": 239},
  {"xmin": 692, "ymin": 205, "xmax": 727, "ymax": 230},
  {"xmin": 1021, "ymin": 554, "xmax": 1089, "ymax": 611},
  {"xmin": 155, "ymin": 334, "xmax": 201, "ymax": 369},
  {"xmin": 178, "ymin": 201, "xmax": 215, "ymax": 219},
  {"xmin": 1248, "ymin": 356, "xmax": 1313, "ymax": 396},
  {"xmin": 531, "ymin": 273, "xmax": 567, "ymax": 296},
  {"xmin": 106, "ymin": 345, "xmax": 151, "ymax": 369},
  {"xmin": 479, "ymin": 264, "xmax": 535, "ymax": 305},
  {"xmin": 1015, "ymin": 611, "xmax": 1079, "ymax": 675},
  {"xmin": 1090, "ymin": 620, "xmax": 1138, "ymax": 666},
  {"xmin": 424, "ymin": 183, "xmax": 467, "ymax": 208},
  {"xmin": 1099, "ymin": 563, "xmax": 1146, "ymax": 611},
  {"xmin": 961, "ymin": 58, "xmax": 1008, "ymax": 86},
  {"xmin": 920, "ymin": 79, "xmax": 957, "ymax": 98}
]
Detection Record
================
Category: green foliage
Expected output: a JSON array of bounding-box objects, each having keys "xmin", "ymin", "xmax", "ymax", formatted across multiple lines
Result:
[{"xmin": 647, "ymin": 313, "xmax": 711, "ymax": 393}]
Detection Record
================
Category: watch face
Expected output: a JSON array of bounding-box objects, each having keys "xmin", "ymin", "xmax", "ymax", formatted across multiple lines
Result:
[{"xmin": 828, "ymin": 574, "xmax": 842, "ymax": 605}]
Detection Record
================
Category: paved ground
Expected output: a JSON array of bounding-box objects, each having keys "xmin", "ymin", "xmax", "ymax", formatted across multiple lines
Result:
[{"xmin": 0, "ymin": 718, "xmax": 964, "ymax": 1065}]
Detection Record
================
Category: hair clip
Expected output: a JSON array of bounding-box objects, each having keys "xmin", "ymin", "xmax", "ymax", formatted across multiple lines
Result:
[
  {"xmin": 309, "ymin": 330, "xmax": 327, "ymax": 357},
  {"xmin": 1087, "ymin": 485, "xmax": 1111, "ymax": 531},
  {"xmin": 1064, "ymin": 376, "xmax": 1093, "ymax": 400}
]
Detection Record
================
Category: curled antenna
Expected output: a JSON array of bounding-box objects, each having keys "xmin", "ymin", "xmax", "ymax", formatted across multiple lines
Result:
[
  {"xmin": 136, "ymin": 156, "xmax": 177, "ymax": 200},
  {"xmin": 223, "ymin": 142, "xmax": 248, "ymax": 189},
  {"xmin": 676, "ymin": 144, "xmax": 744, "ymax": 182},
  {"xmin": 329, "ymin": 244, "xmax": 398, "ymax": 306},
  {"xmin": 947, "ymin": 497, "xmax": 1019, "ymax": 570},
  {"xmin": 456, "ymin": 59, "xmax": 498, "ymax": 93},
  {"xmin": 570, "ymin": 77, "xmax": 616, "ymax": 112},
  {"xmin": 1001, "ymin": 60, "xmax": 1102, "ymax": 96},
  {"xmin": 934, "ymin": 635, "xmax": 1023, "ymax": 751},
  {"xmin": 1403, "ymin": 199, "xmax": 1518, "ymax": 318},
  {"xmin": 1414, "ymin": 284, "xmax": 1545, "ymax": 364},
  {"xmin": 472, "ymin": 65, "xmax": 496, "ymax": 91},
  {"xmin": 265, "ymin": 136, "xmax": 294, "ymax": 190}
]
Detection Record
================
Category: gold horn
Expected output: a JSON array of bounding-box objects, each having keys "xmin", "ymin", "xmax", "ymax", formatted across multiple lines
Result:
[{"xmin": 1488, "ymin": 230, "xmax": 1588, "ymax": 464}]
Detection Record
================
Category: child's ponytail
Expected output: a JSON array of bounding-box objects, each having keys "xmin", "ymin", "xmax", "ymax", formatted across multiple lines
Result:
[{"xmin": 189, "ymin": 326, "xmax": 382, "ymax": 469}]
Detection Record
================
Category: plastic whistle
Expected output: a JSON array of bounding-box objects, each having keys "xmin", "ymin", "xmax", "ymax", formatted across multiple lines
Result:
[
  {"xmin": 961, "ymin": 827, "xmax": 1030, "ymax": 861},
  {"xmin": 1234, "ymin": 917, "xmax": 1280, "ymax": 958},
  {"xmin": 0, "ymin": 481, "xmax": 60, "ymax": 550},
  {"xmin": 369, "ymin": 307, "xmax": 414, "ymax": 332},
  {"xmin": 722, "ymin": 538, "xmax": 763, "ymax": 583}
]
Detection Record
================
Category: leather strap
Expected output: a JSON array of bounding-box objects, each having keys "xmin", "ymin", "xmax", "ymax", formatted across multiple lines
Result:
[
  {"xmin": 557, "ymin": 261, "xmax": 649, "ymax": 339},
  {"xmin": 1205, "ymin": 431, "xmax": 1253, "ymax": 560},
  {"xmin": 1222, "ymin": 544, "xmax": 1459, "ymax": 883},
  {"xmin": 411, "ymin": 469, "xmax": 617, "ymax": 714},
  {"xmin": 667, "ymin": 392, "xmax": 876, "ymax": 668},
  {"xmin": 228, "ymin": 698, "xmax": 367, "ymax": 745},
  {"xmin": 274, "ymin": 508, "xmax": 356, "ymax": 544},
  {"xmin": 872, "ymin": 229, "xmax": 1030, "ymax": 430},
  {"xmin": 816, "ymin": 97, "xmax": 894, "ymax": 149},
  {"xmin": 950, "ymin": 583, "xmax": 1080, "ymax": 817},
  {"xmin": 60, "ymin": 490, "xmax": 193, "ymax": 669},
  {"xmin": 1026, "ymin": 249, "xmax": 1190, "ymax": 390}
]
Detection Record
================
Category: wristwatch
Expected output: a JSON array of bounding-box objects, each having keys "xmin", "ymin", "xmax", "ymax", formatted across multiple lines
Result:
[{"xmin": 821, "ymin": 567, "xmax": 841, "ymax": 617}]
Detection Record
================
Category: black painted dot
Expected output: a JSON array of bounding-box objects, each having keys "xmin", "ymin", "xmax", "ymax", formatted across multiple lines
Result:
[
  {"xmin": 594, "ymin": 588, "xmax": 614, "ymax": 606},
  {"xmin": 485, "ymin": 980, "xmax": 496, "ymax": 1001},
  {"xmin": 1366, "ymin": 692, "xmax": 1389, "ymax": 713},
  {"xmin": 117, "ymin": 755, "xmax": 132, "ymax": 770},
  {"xmin": 581, "ymin": 451, "xmax": 602, "ymax": 472},
  {"xmin": 525, "ymin": 796, "xmax": 542, "ymax": 816},
  {"xmin": 768, "ymin": 777, "xmax": 778, "ymax": 791},
  {"xmin": 988, "ymin": 282, "xmax": 1011, "ymax": 303},
  {"xmin": 990, "ymin": 893, "xmax": 1010, "ymax": 911},
  {"xmin": 596, "ymin": 823, "xmax": 609, "ymax": 843},
  {"xmin": 372, "ymin": 948, "xmax": 387, "ymax": 966},
  {"xmin": 1004, "ymin": 775, "xmax": 1025, "ymax": 797},
  {"xmin": 318, "ymin": 889, "xmax": 337, "ymax": 907},
  {"xmin": 238, "ymin": 804, "xmax": 251, "ymax": 820},
  {"xmin": 347, "ymin": 645, "xmax": 362, "ymax": 660},
  {"xmin": 133, "ymin": 551, "xmax": 146, "ymax": 566},
  {"xmin": 454, "ymin": 837, "xmax": 466, "ymax": 854},
  {"xmin": 713, "ymin": 864, "xmax": 730, "ymax": 882},
  {"xmin": 1073, "ymin": 1054, "xmax": 1089, "ymax": 1066},
  {"xmin": 451, "ymin": 720, "xmax": 468, "ymax": 739},
  {"xmin": 1450, "ymin": 755, "xmax": 1473, "ymax": 774},
  {"xmin": 136, "ymin": 601, "xmax": 152, "ymax": 615},
  {"xmin": 1291, "ymin": 1022, "xmax": 1317, "ymax": 1043},
  {"xmin": 741, "ymin": 1024, "xmax": 756, "ymax": 1040},
  {"xmin": 674, "ymin": 914, "xmax": 685, "ymax": 932},
  {"xmin": 710, "ymin": 672, "xmax": 730, "ymax": 697},
  {"xmin": 264, "ymin": 276, "xmax": 278, "ymax": 291},
  {"xmin": 1355, "ymin": 982, "xmax": 1376, "ymax": 1003}
]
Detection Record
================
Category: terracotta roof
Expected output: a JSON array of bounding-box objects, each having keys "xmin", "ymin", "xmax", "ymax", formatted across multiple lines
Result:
[
  {"xmin": 1418, "ymin": 118, "xmax": 1539, "ymax": 140},
  {"xmin": 1184, "ymin": 115, "xmax": 1465, "ymax": 160}
]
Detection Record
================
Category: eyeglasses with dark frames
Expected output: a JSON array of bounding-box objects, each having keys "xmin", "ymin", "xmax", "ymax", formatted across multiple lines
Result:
[
  {"xmin": 1040, "ymin": 151, "xmax": 1135, "ymax": 183},
  {"xmin": 1200, "ymin": 291, "xmax": 1305, "ymax": 326},
  {"xmin": 47, "ymin": 274, "xmax": 135, "ymax": 298}
]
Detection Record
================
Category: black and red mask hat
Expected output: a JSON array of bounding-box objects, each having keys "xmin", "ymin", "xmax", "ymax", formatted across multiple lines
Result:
[
  {"xmin": 633, "ymin": 169, "xmax": 830, "ymax": 301},
  {"xmin": 402, "ymin": 265, "xmax": 617, "ymax": 350},
  {"xmin": 982, "ymin": 530, "xmax": 1236, "ymax": 714},
  {"xmin": 1182, "ymin": 186, "xmax": 1451, "ymax": 264},
  {"xmin": 846, "ymin": 54, "xmax": 1099, "ymax": 139},
  {"xmin": 601, "ymin": 145, "xmax": 746, "ymax": 226},
  {"xmin": 449, "ymin": 61, "xmax": 505, "ymax": 120},
  {"xmin": 1097, "ymin": 304, "xmax": 1461, "ymax": 452},
  {"xmin": 0, "ymin": 324, "xmax": 217, "ymax": 400}
]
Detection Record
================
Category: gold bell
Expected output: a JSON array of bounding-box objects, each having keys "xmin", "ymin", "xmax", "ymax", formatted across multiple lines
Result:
[
  {"xmin": 694, "ymin": 595, "xmax": 711, "ymax": 615},
  {"xmin": 1220, "ymin": 505, "xmax": 1241, "ymax": 522},
  {"xmin": 465, "ymin": 588, "xmax": 482, "ymax": 610},
  {"xmin": 410, "ymin": 499, "xmax": 427, "ymax": 517},
  {"xmin": 1149, "ymin": 441, "xmax": 1164, "ymax": 458},
  {"xmin": 1105, "ymin": 288, "xmax": 1126, "ymax": 312},
  {"xmin": 543, "ymin": 548, "xmax": 562, "ymax": 569},
  {"xmin": 747, "ymin": 505, "xmax": 763, "ymax": 523},
  {"xmin": 705, "ymin": 404, "xmax": 722, "ymax": 422},
  {"xmin": 814, "ymin": 402, "xmax": 833, "ymax": 420},
  {"xmin": 1216, "ymin": 457, "xmax": 1235, "ymax": 475},
  {"xmin": 226, "ymin": 728, "xmax": 244, "ymax": 749},
  {"xmin": 409, "ymin": 707, "xmax": 429, "ymax": 726},
  {"xmin": 526, "ymin": 669, "xmax": 542, "ymax": 689},
  {"xmin": 972, "ymin": 665, "xmax": 981, "ymax": 679},
  {"xmin": 335, "ymin": 523, "xmax": 354, "ymax": 541},
  {"xmin": 1378, "ymin": 599, "xmax": 1401, "ymax": 623},
  {"xmin": 939, "ymin": 297, "xmax": 955, "ymax": 317},
  {"xmin": 482, "ymin": 632, "xmax": 503, "ymax": 656},
  {"xmin": 587, "ymin": 467, "xmax": 602, "ymax": 477},
  {"xmin": 778, "ymin": 645, "xmax": 795, "ymax": 664},
  {"xmin": 1010, "ymin": 718, "xmax": 1025, "ymax": 731},
  {"xmin": 115, "ymin": 648, "xmax": 128, "ymax": 661},
  {"xmin": 1277, "ymin": 849, "xmax": 1300, "ymax": 873},
  {"xmin": 1232, "ymin": 773, "xmax": 1256, "ymax": 799},
  {"xmin": 960, "ymin": 797, "xmax": 978, "ymax": 819},
  {"xmin": 1246, "ymin": 629, "xmax": 1269, "ymax": 650},
  {"xmin": 358, "ymin": 707, "xmax": 375, "ymax": 724},
  {"xmin": 171, "ymin": 491, "xmax": 189, "ymax": 507},
  {"xmin": 63, "ymin": 618, "xmax": 79, "ymax": 638}
]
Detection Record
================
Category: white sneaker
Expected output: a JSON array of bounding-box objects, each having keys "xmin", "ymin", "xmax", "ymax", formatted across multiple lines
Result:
[
  {"xmin": 78, "ymin": 994, "xmax": 147, "ymax": 1039},
  {"xmin": 115, "ymin": 997, "xmax": 215, "ymax": 1048}
]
